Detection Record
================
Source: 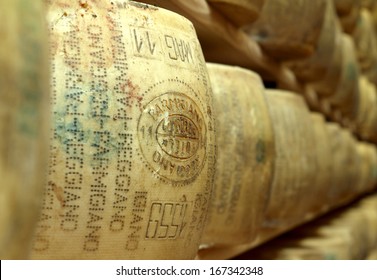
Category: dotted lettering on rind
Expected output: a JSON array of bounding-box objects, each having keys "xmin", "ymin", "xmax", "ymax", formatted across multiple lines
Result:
[{"xmin": 125, "ymin": 191, "xmax": 148, "ymax": 251}]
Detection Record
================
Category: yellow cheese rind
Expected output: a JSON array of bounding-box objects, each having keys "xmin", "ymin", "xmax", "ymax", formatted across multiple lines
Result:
[
  {"xmin": 0, "ymin": 0, "xmax": 49, "ymax": 259},
  {"xmin": 203, "ymin": 64, "xmax": 274, "ymax": 246},
  {"xmin": 31, "ymin": 1, "xmax": 216, "ymax": 260}
]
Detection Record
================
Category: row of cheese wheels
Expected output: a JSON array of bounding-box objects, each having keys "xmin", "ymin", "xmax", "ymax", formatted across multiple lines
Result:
[
  {"xmin": 140, "ymin": 0, "xmax": 377, "ymax": 142},
  {"xmin": 203, "ymin": 64, "xmax": 377, "ymax": 248},
  {"xmin": 233, "ymin": 194, "xmax": 377, "ymax": 260},
  {"xmin": 1, "ymin": 0, "xmax": 377, "ymax": 259}
]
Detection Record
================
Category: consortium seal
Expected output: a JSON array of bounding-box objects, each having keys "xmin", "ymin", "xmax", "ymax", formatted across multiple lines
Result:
[{"xmin": 137, "ymin": 92, "xmax": 207, "ymax": 184}]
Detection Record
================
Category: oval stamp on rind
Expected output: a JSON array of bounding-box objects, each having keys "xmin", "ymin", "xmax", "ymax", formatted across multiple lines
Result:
[{"xmin": 137, "ymin": 92, "xmax": 207, "ymax": 185}]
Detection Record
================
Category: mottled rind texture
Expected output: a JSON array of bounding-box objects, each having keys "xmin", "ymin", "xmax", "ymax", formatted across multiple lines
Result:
[
  {"xmin": 245, "ymin": 0, "xmax": 327, "ymax": 60},
  {"xmin": 202, "ymin": 64, "xmax": 274, "ymax": 246},
  {"xmin": 207, "ymin": 0, "xmax": 265, "ymax": 27},
  {"xmin": 0, "ymin": 0, "xmax": 49, "ymax": 259},
  {"xmin": 31, "ymin": 0, "xmax": 216, "ymax": 260}
]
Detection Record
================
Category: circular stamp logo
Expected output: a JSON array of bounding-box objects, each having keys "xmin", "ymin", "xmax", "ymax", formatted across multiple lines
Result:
[{"xmin": 137, "ymin": 92, "xmax": 206, "ymax": 184}]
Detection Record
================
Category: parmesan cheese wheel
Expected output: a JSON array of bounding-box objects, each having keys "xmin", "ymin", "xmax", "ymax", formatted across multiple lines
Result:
[
  {"xmin": 245, "ymin": 0, "xmax": 327, "ymax": 60},
  {"xmin": 286, "ymin": 1, "xmax": 340, "ymax": 82},
  {"xmin": 207, "ymin": 0, "xmax": 265, "ymax": 27},
  {"xmin": 362, "ymin": 0, "xmax": 377, "ymax": 10},
  {"xmin": 263, "ymin": 90, "xmax": 316, "ymax": 227},
  {"xmin": 202, "ymin": 64, "xmax": 274, "ymax": 246},
  {"xmin": 308, "ymin": 113, "xmax": 332, "ymax": 214},
  {"xmin": 356, "ymin": 143, "xmax": 377, "ymax": 194},
  {"xmin": 312, "ymin": 34, "xmax": 343, "ymax": 98},
  {"xmin": 358, "ymin": 196, "xmax": 377, "ymax": 249},
  {"xmin": 328, "ymin": 126, "xmax": 362, "ymax": 205},
  {"xmin": 319, "ymin": 212, "xmax": 371, "ymax": 259},
  {"xmin": 358, "ymin": 82, "xmax": 377, "ymax": 142},
  {"xmin": 0, "ymin": 0, "xmax": 49, "ymax": 259},
  {"xmin": 352, "ymin": 9, "xmax": 377, "ymax": 72},
  {"xmin": 333, "ymin": 0, "xmax": 360, "ymax": 16},
  {"xmin": 339, "ymin": 3, "xmax": 361, "ymax": 33},
  {"xmin": 326, "ymin": 123, "xmax": 346, "ymax": 205},
  {"xmin": 357, "ymin": 77, "xmax": 370, "ymax": 129},
  {"xmin": 326, "ymin": 35, "xmax": 360, "ymax": 120},
  {"xmin": 31, "ymin": 1, "xmax": 216, "ymax": 260}
]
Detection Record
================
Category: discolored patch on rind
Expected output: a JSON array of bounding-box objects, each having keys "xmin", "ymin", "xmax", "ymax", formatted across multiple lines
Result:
[
  {"xmin": 137, "ymin": 92, "xmax": 206, "ymax": 185},
  {"xmin": 256, "ymin": 139, "xmax": 266, "ymax": 163}
]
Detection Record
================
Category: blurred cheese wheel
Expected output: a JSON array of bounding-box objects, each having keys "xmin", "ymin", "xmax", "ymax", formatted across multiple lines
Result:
[
  {"xmin": 358, "ymin": 196, "xmax": 377, "ymax": 249},
  {"xmin": 322, "ymin": 212, "xmax": 371, "ymax": 259},
  {"xmin": 356, "ymin": 143, "xmax": 377, "ymax": 194},
  {"xmin": 327, "ymin": 35, "xmax": 360, "ymax": 120},
  {"xmin": 263, "ymin": 90, "xmax": 316, "ymax": 227},
  {"xmin": 333, "ymin": 0, "xmax": 360, "ymax": 16},
  {"xmin": 0, "ymin": 0, "xmax": 49, "ymax": 259},
  {"xmin": 286, "ymin": 1, "xmax": 340, "ymax": 82},
  {"xmin": 312, "ymin": 34, "xmax": 343, "ymax": 98},
  {"xmin": 326, "ymin": 123, "xmax": 345, "ymax": 205},
  {"xmin": 364, "ymin": 145, "xmax": 377, "ymax": 190},
  {"xmin": 359, "ymin": 82, "xmax": 377, "ymax": 142},
  {"xmin": 330, "ymin": 128, "xmax": 359, "ymax": 205},
  {"xmin": 31, "ymin": 1, "xmax": 216, "ymax": 260},
  {"xmin": 355, "ymin": 143, "xmax": 371, "ymax": 195},
  {"xmin": 207, "ymin": 0, "xmax": 265, "ymax": 27},
  {"xmin": 202, "ymin": 64, "xmax": 274, "ymax": 246},
  {"xmin": 356, "ymin": 77, "xmax": 370, "ymax": 130},
  {"xmin": 357, "ymin": 77, "xmax": 377, "ymax": 142},
  {"xmin": 308, "ymin": 113, "xmax": 332, "ymax": 214},
  {"xmin": 245, "ymin": 0, "xmax": 327, "ymax": 60},
  {"xmin": 339, "ymin": 3, "xmax": 361, "ymax": 33},
  {"xmin": 352, "ymin": 9, "xmax": 377, "ymax": 72},
  {"xmin": 362, "ymin": 0, "xmax": 377, "ymax": 10}
]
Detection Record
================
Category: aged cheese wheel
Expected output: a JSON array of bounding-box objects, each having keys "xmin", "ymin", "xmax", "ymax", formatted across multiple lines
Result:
[
  {"xmin": 238, "ymin": 194, "xmax": 377, "ymax": 260},
  {"xmin": 362, "ymin": 0, "xmax": 377, "ymax": 10},
  {"xmin": 31, "ymin": 1, "xmax": 216, "ymax": 260},
  {"xmin": 286, "ymin": 1, "xmax": 340, "ymax": 82},
  {"xmin": 356, "ymin": 143, "xmax": 371, "ymax": 195},
  {"xmin": 356, "ymin": 143, "xmax": 377, "ymax": 194},
  {"xmin": 339, "ymin": 3, "xmax": 361, "ymax": 33},
  {"xmin": 207, "ymin": 0, "xmax": 265, "ymax": 27},
  {"xmin": 202, "ymin": 64, "xmax": 274, "ymax": 246},
  {"xmin": 307, "ymin": 113, "xmax": 332, "ymax": 214},
  {"xmin": 326, "ymin": 123, "xmax": 346, "ymax": 205},
  {"xmin": 368, "ymin": 145, "xmax": 377, "ymax": 190},
  {"xmin": 357, "ymin": 77, "xmax": 370, "ymax": 130},
  {"xmin": 320, "ymin": 211, "xmax": 371, "ymax": 259},
  {"xmin": 356, "ymin": 77, "xmax": 377, "ymax": 142},
  {"xmin": 333, "ymin": 0, "xmax": 360, "ymax": 16},
  {"xmin": 0, "ymin": 0, "xmax": 49, "ymax": 259},
  {"xmin": 328, "ymin": 126, "xmax": 361, "ymax": 205},
  {"xmin": 312, "ymin": 34, "xmax": 343, "ymax": 98},
  {"xmin": 352, "ymin": 9, "xmax": 377, "ymax": 72},
  {"xmin": 245, "ymin": 0, "xmax": 327, "ymax": 60},
  {"xmin": 358, "ymin": 82, "xmax": 377, "ymax": 142},
  {"xmin": 326, "ymin": 35, "xmax": 360, "ymax": 120},
  {"xmin": 263, "ymin": 90, "xmax": 316, "ymax": 227},
  {"xmin": 358, "ymin": 196, "xmax": 377, "ymax": 249}
]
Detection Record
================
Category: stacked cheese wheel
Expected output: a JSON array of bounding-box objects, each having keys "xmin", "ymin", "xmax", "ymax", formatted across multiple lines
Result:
[
  {"xmin": 0, "ymin": 0, "xmax": 49, "ymax": 259},
  {"xmin": 202, "ymin": 64, "xmax": 274, "ymax": 246},
  {"xmin": 31, "ymin": 0, "xmax": 215, "ymax": 260}
]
